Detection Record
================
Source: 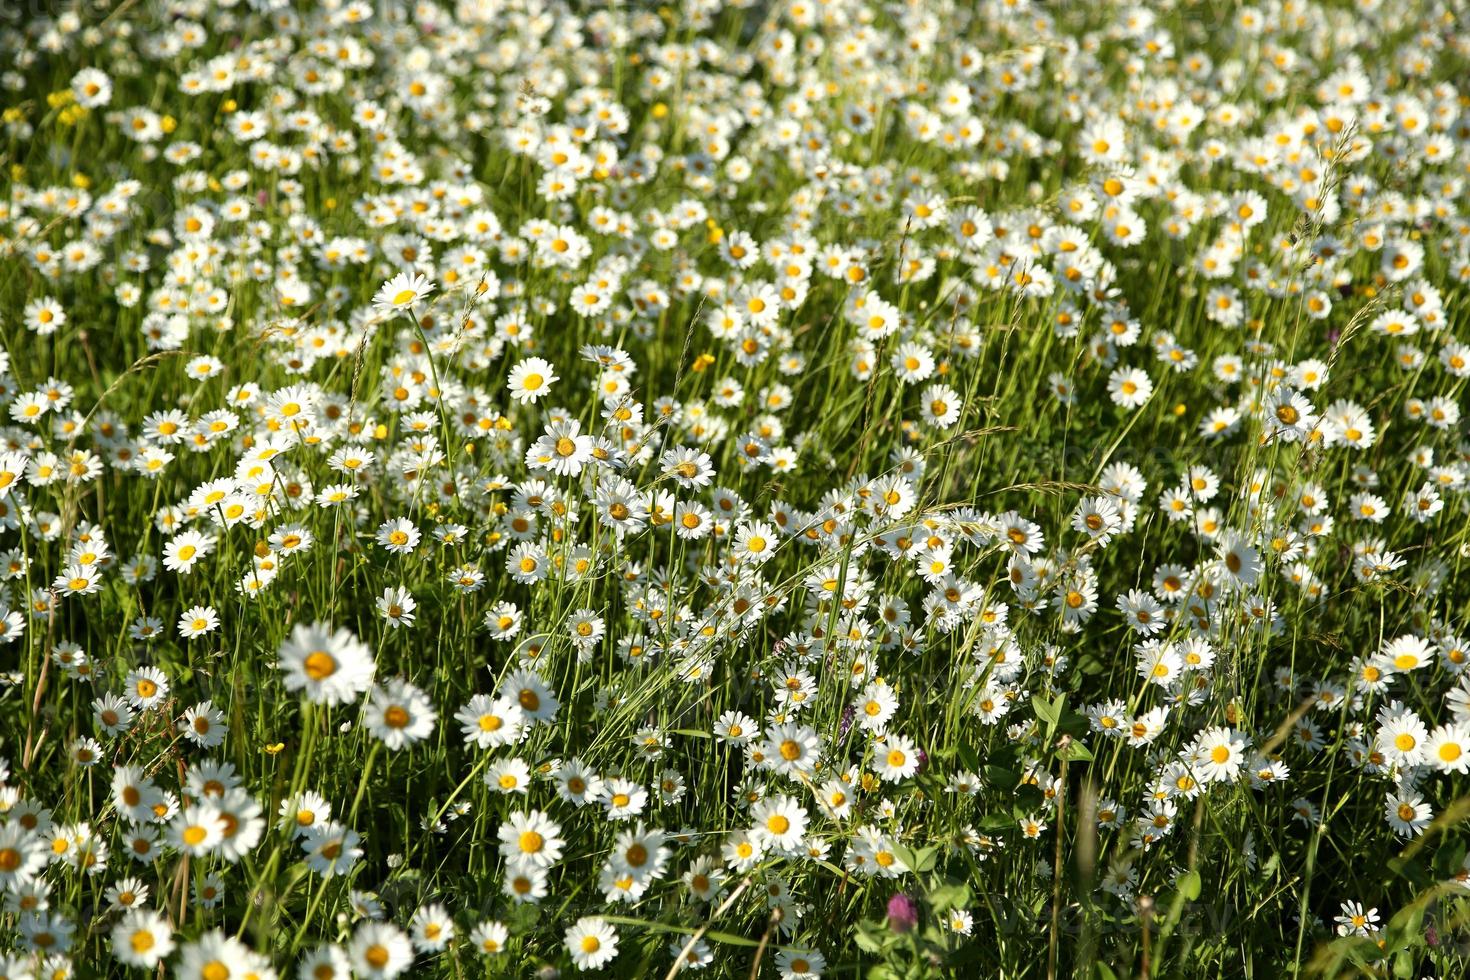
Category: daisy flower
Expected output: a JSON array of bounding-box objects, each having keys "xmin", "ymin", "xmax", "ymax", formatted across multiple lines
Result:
[
  {"xmin": 364, "ymin": 679, "xmax": 437, "ymax": 751},
  {"xmin": 277, "ymin": 622, "xmax": 376, "ymax": 706},
  {"xmin": 507, "ymin": 357, "xmax": 559, "ymax": 404},
  {"xmin": 377, "ymin": 587, "xmax": 417, "ymax": 628},
  {"xmin": 565, "ymin": 917, "xmax": 618, "ymax": 971},
  {"xmin": 348, "ymin": 921, "xmax": 414, "ymax": 979},
  {"xmin": 178, "ymin": 606, "xmax": 220, "ymax": 639},
  {"xmin": 372, "ymin": 272, "xmax": 434, "ymax": 316}
]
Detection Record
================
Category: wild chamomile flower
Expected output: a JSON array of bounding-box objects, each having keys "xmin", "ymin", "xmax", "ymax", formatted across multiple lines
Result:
[
  {"xmin": 507, "ymin": 357, "xmax": 558, "ymax": 404},
  {"xmin": 348, "ymin": 921, "xmax": 414, "ymax": 979},
  {"xmin": 277, "ymin": 622, "xmax": 376, "ymax": 706},
  {"xmin": 162, "ymin": 529, "xmax": 214, "ymax": 574},
  {"xmin": 873, "ymin": 733, "xmax": 921, "ymax": 782},
  {"xmin": 375, "ymin": 517, "xmax": 421, "ymax": 555},
  {"xmin": 123, "ymin": 667, "xmax": 169, "ymax": 709},
  {"xmin": 750, "ymin": 794, "xmax": 809, "ymax": 851},
  {"xmin": 372, "ymin": 272, "xmax": 434, "ymax": 315},
  {"xmin": 377, "ymin": 586, "xmax": 416, "ymax": 628},
  {"xmin": 303, "ymin": 822, "xmax": 363, "ymax": 878},
  {"xmin": 168, "ymin": 804, "xmax": 226, "ymax": 857},
  {"xmin": 409, "ymin": 904, "xmax": 455, "ymax": 954},
  {"xmin": 1107, "ymin": 367, "xmax": 1154, "ymax": 408},
  {"xmin": 455, "ymin": 695, "xmax": 525, "ymax": 749},
  {"xmin": 110, "ymin": 910, "xmax": 174, "ymax": 969},
  {"xmin": 1335, "ymin": 901, "xmax": 1380, "ymax": 937},
  {"xmin": 1191, "ymin": 727, "xmax": 1248, "ymax": 783},
  {"xmin": 364, "ymin": 679, "xmax": 437, "ymax": 750},
  {"xmin": 179, "ymin": 701, "xmax": 228, "ymax": 748},
  {"xmin": 177, "ymin": 605, "xmax": 220, "ymax": 639},
  {"xmin": 0, "ymin": 824, "xmax": 48, "ymax": 890},
  {"xmin": 469, "ymin": 920, "xmax": 509, "ymax": 956},
  {"xmin": 565, "ymin": 917, "xmax": 618, "ymax": 971},
  {"xmin": 1385, "ymin": 791, "xmax": 1433, "ymax": 838},
  {"xmin": 498, "ymin": 809, "xmax": 563, "ymax": 868}
]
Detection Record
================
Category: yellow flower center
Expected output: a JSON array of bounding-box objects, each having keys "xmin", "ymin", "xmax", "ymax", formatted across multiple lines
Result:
[{"xmin": 304, "ymin": 652, "xmax": 337, "ymax": 680}]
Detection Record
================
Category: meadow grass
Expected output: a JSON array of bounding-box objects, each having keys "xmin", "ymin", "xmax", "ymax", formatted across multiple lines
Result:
[{"xmin": 0, "ymin": 0, "xmax": 1468, "ymax": 977}]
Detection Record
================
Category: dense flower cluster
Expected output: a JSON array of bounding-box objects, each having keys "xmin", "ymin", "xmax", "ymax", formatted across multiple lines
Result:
[{"xmin": 0, "ymin": 0, "xmax": 1468, "ymax": 976}]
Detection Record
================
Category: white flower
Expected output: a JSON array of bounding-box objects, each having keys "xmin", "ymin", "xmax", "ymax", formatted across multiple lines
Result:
[
  {"xmin": 364, "ymin": 679, "xmax": 437, "ymax": 750},
  {"xmin": 110, "ymin": 910, "xmax": 174, "ymax": 968},
  {"xmin": 375, "ymin": 517, "xmax": 421, "ymax": 555},
  {"xmin": 373, "ymin": 271, "xmax": 434, "ymax": 314},
  {"xmin": 178, "ymin": 605, "xmax": 220, "ymax": 639},
  {"xmin": 498, "ymin": 810, "xmax": 564, "ymax": 868},
  {"xmin": 751, "ymin": 794, "xmax": 808, "ymax": 851},
  {"xmin": 302, "ymin": 822, "xmax": 363, "ymax": 878},
  {"xmin": 377, "ymin": 586, "xmax": 417, "ymax": 628},
  {"xmin": 277, "ymin": 622, "xmax": 376, "ymax": 706},
  {"xmin": 873, "ymin": 733, "xmax": 920, "ymax": 782},
  {"xmin": 507, "ymin": 357, "xmax": 559, "ymax": 403},
  {"xmin": 565, "ymin": 917, "xmax": 619, "ymax": 971},
  {"xmin": 1191, "ymin": 727, "xmax": 1247, "ymax": 783},
  {"xmin": 348, "ymin": 921, "xmax": 415, "ymax": 979},
  {"xmin": 1107, "ymin": 367, "xmax": 1153, "ymax": 408}
]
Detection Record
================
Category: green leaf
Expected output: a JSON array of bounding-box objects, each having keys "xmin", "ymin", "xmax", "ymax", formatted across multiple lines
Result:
[
  {"xmin": 1177, "ymin": 869, "xmax": 1201, "ymax": 902},
  {"xmin": 1012, "ymin": 784, "xmax": 1044, "ymax": 813},
  {"xmin": 927, "ymin": 882, "xmax": 972, "ymax": 912},
  {"xmin": 909, "ymin": 845, "xmax": 938, "ymax": 873},
  {"xmin": 984, "ymin": 764, "xmax": 1020, "ymax": 787},
  {"xmin": 1057, "ymin": 710, "xmax": 1090, "ymax": 738},
  {"xmin": 1341, "ymin": 936, "xmax": 1383, "ymax": 966},
  {"xmin": 985, "ymin": 744, "xmax": 1020, "ymax": 771},
  {"xmin": 979, "ymin": 812, "xmax": 1013, "ymax": 831},
  {"xmin": 1435, "ymin": 838, "xmax": 1466, "ymax": 878},
  {"xmin": 853, "ymin": 920, "xmax": 889, "ymax": 954},
  {"xmin": 1385, "ymin": 855, "xmax": 1431, "ymax": 889},
  {"xmin": 1384, "ymin": 898, "xmax": 1427, "ymax": 955},
  {"xmin": 957, "ymin": 742, "xmax": 982, "ymax": 772},
  {"xmin": 1059, "ymin": 739, "xmax": 1094, "ymax": 762},
  {"xmin": 1031, "ymin": 694, "xmax": 1062, "ymax": 727}
]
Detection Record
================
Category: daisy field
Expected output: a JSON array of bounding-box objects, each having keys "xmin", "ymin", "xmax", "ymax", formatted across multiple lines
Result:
[{"xmin": 0, "ymin": 0, "xmax": 1469, "ymax": 977}]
